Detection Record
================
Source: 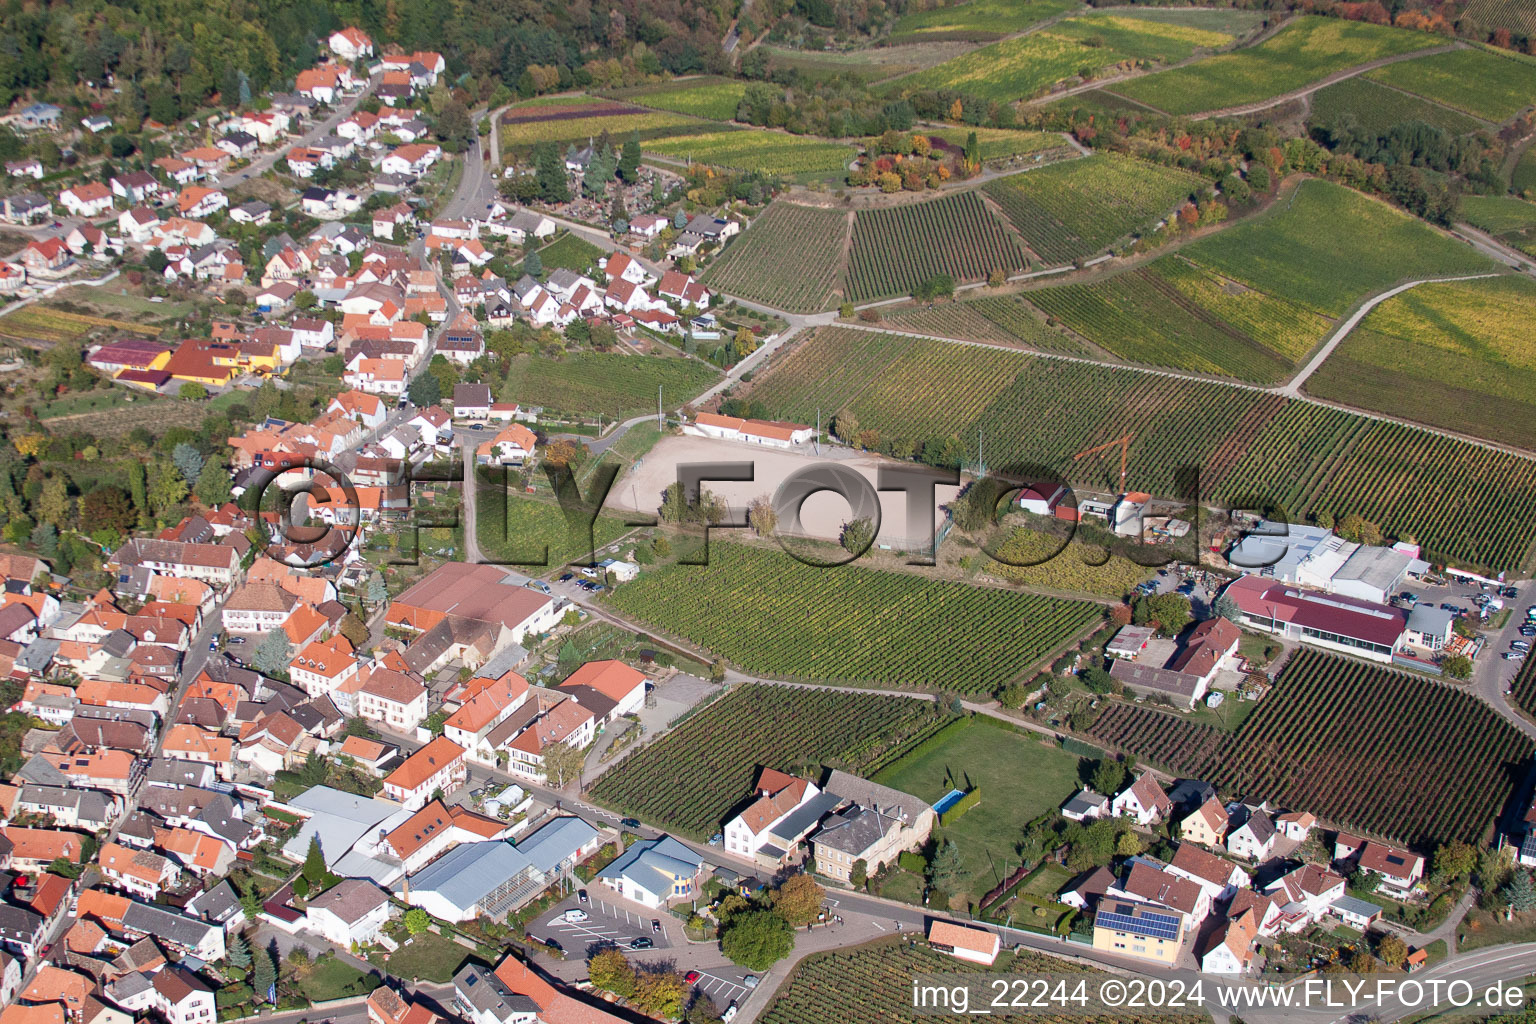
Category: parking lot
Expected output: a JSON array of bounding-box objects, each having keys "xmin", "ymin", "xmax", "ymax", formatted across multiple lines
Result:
[{"xmin": 532, "ymin": 893, "xmax": 674, "ymax": 957}]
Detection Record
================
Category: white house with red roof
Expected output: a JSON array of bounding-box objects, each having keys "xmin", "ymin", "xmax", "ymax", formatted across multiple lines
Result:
[
  {"xmin": 557, "ymin": 660, "xmax": 647, "ymax": 718},
  {"xmin": 686, "ymin": 412, "xmax": 813, "ymax": 448},
  {"xmin": 603, "ymin": 251, "xmax": 647, "ymax": 286},
  {"xmin": 474, "ymin": 424, "xmax": 537, "ymax": 467},
  {"xmin": 724, "ymin": 768, "xmax": 821, "ymax": 861},
  {"xmin": 656, "ymin": 270, "xmax": 712, "ymax": 310},
  {"xmin": 1334, "ymin": 833, "xmax": 1424, "ymax": 895},
  {"xmin": 383, "ymin": 736, "xmax": 466, "ymax": 809},
  {"xmin": 329, "ymin": 27, "xmax": 374, "ymax": 61},
  {"xmin": 1110, "ymin": 773, "xmax": 1172, "ymax": 826},
  {"xmin": 58, "ymin": 182, "xmax": 112, "ymax": 218}
]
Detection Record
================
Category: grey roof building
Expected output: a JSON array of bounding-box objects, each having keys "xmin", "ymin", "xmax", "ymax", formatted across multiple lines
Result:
[
  {"xmin": 514, "ymin": 816, "xmax": 598, "ymax": 876},
  {"xmin": 402, "ymin": 841, "xmax": 537, "ymax": 922}
]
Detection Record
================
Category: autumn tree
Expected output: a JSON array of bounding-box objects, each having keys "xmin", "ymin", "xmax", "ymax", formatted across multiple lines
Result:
[
  {"xmin": 747, "ymin": 495, "xmax": 777, "ymax": 536},
  {"xmin": 1376, "ymin": 934, "xmax": 1407, "ymax": 968},
  {"xmin": 770, "ymin": 874, "xmax": 824, "ymax": 926},
  {"xmin": 589, "ymin": 949, "xmax": 636, "ymax": 997}
]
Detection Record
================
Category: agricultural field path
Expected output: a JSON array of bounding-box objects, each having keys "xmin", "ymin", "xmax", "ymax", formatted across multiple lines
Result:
[
  {"xmin": 1454, "ymin": 222, "xmax": 1536, "ymax": 274},
  {"xmin": 1281, "ymin": 272, "xmax": 1504, "ymax": 398},
  {"xmin": 1131, "ymin": 41, "xmax": 1463, "ymax": 120}
]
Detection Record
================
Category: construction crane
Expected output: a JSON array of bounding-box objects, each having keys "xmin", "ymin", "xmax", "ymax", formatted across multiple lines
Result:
[{"xmin": 1073, "ymin": 434, "xmax": 1133, "ymax": 494}]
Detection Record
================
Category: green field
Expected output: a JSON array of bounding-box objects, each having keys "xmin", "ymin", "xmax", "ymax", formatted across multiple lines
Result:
[
  {"xmin": 476, "ymin": 490, "xmax": 631, "ymax": 569},
  {"xmin": 501, "ymin": 353, "xmax": 722, "ymax": 418},
  {"xmin": 747, "ymin": 326, "xmax": 1536, "ymax": 571},
  {"xmin": 1365, "ymin": 47, "xmax": 1536, "ymax": 122},
  {"xmin": 877, "ymin": 294, "xmax": 1086, "ymax": 353},
  {"xmin": 616, "ymin": 76, "xmax": 747, "ymax": 120},
  {"xmin": 1182, "ymin": 179, "xmax": 1496, "ymax": 315},
  {"xmin": 1515, "ymin": 146, "xmax": 1536, "ymax": 197},
  {"xmin": 1023, "ymin": 255, "xmax": 1332, "ymax": 381},
  {"xmin": 894, "ymin": 12, "xmax": 1235, "ymax": 102},
  {"xmin": 645, "ymin": 129, "xmax": 857, "ymax": 175},
  {"xmin": 589, "ymin": 684, "xmax": 954, "ymax": 839},
  {"xmin": 1110, "ymin": 16, "xmax": 1438, "ymax": 115},
  {"xmin": 702, "ymin": 202, "xmax": 849, "ymax": 312},
  {"xmin": 983, "ymin": 153, "xmax": 1202, "ymax": 263},
  {"xmin": 1303, "ymin": 274, "xmax": 1536, "ymax": 450},
  {"xmin": 875, "ymin": 717, "xmax": 1084, "ymax": 899},
  {"xmin": 1309, "ymin": 77, "xmax": 1483, "ymax": 136},
  {"xmin": 888, "ymin": 0, "xmax": 1082, "ymax": 42},
  {"xmin": 845, "ymin": 190, "xmax": 1027, "ymax": 301},
  {"xmin": 1460, "ymin": 195, "xmax": 1536, "ymax": 259},
  {"xmin": 759, "ymin": 45, "xmax": 941, "ymax": 82},
  {"xmin": 1461, "ymin": 195, "xmax": 1536, "ymax": 233},
  {"xmin": 535, "ymin": 232, "xmax": 606, "ymax": 274},
  {"xmin": 606, "ymin": 542, "xmax": 1101, "ymax": 692}
]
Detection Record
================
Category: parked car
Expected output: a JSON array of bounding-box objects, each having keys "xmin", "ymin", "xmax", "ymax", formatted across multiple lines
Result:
[
  {"xmin": 685, "ymin": 971, "xmax": 700, "ymax": 984},
  {"xmin": 621, "ymin": 818, "xmax": 641, "ymax": 830},
  {"xmin": 578, "ymin": 890, "xmax": 588, "ymax": 904},
  {"xmin": 559, "ymin": 573, "xmax": 574, "ymax": 582},
  {"xmin": 1504, "ymin": 586, "xmax": 1520, "ymax": 599},
  {"xmin": 228, "ymin": 635, "xmax": 245, "ymax": 644},
  {"xmin": 722, "ymin": 1002, "xmax": 739, "ymax": 1023},
  {"xmin": 562, "ymin": 909, "xmax": 589, "ymax": 923},
  {"xmin": 743, "ymin": 976, "xmax": 759, "ymax": 989},
  {"xmin": 629, "ymin": 937, "xmax": 654, "ymax": 950},
  {"xmin": 208, "ymin": 639, "xmax": 219, "ymax": 652},
  {"xmin": 651, "ymin": 919, "xmax": 662, "ymax": 933},
  {"xmin": 1399, "ymin": 592, "xmax": 1419, "ymax": 606},
  {"xmin": 1521, "ymin": 626, "xmax": 1536, "ymax": 637},
  {"xmin": 708, "ymin": 833, "xmax": 723, "ymax": 846},
  {"xmin": 1505, "ymin": 652, "xmax": 1524, "ymax": 661},
  {"xmin": 1441, "ymin": 602, "xmax": 1459, "ymax": 611}
]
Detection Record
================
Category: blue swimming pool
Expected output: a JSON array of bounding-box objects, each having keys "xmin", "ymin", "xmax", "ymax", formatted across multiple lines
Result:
[{"xmin": 933, "ymin": 788, "xmax": 967, "ymax": 815}]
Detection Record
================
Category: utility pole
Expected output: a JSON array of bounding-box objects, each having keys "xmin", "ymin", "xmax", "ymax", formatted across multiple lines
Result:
[{"xmin": 658, "ymin": 385, "xmax": 663, "ymax": 429}]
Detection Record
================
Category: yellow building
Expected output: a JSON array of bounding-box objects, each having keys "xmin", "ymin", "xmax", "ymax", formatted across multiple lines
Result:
[
  {"xmin": 1092, "ymin": 901, "xmax": 1184, "ymax": 965},
  {"xmin": 1179, "ymin": 795, "xmax": 1229, "ymax": 847}
]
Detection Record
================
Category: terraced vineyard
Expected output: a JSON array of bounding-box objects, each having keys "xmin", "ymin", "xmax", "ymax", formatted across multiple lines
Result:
[
  {"xmin": 762, "ymin": 940, "xmax": 1206, "ymax": 1024},
  {"xmin": 896, "ymin": 11, "xmax": 1236, "ymax": 102},
  {"xmin": 1304, "ymin": 276, "xmax": 1536, "ymax": 450},
  {"xmin": 1511, "ymin": 646, "xmax": 1536, "ymax": 719},
  {"xmin": 878, "ymin": 295, "xmax": 1085, "ymax": 352},
  {"xmin": 605, "ymin": 542, "xmax": 1101, "ymax": 691},
  {"xmin": 1365, "ymin": 47, "xmax": 1536, "ymax": 123},
  {"xmin": 844, "ymin": 191, "xmax": 1027, "ymax": 302},
  {"xmin": 701, "ymin": 202, "xmax": 849, "ymax": 312},
  {"xmin": 1110, "ymin": 16, "xmax": 1439, "ymax": 115},
  {"xmin": 887, "ymin": 0, "xmax": 1082, "ymax": 43},
  {"xmin": 501, "ymin": 353, "xmax": 721, "ymax": 418},
  {"xmin": 1184, "ymin": 180, "xmax": 1496, "ymax": 316},
  {"xmin": 613, "ymin": 77, "xmax": 747, "ymax": 121},
  {"xmin": 1089, "ymin": 648, "xmax": 1533, "ymax": 846},
  {"xmin": 922, "ymin": 126, "xmax": 1074, "ymax": 164},
  {"xmin": 0, "ymin": 307, "xmax": 164, "ymax": 346},
  {"xmin": 499, "ymin": 98, "xmax": 707, "ymax": 150},
  {"xmin": 748, "ymin": 327, "xmax": 1536, "ymax": 570},
  {"xmin": 589, "ymin": 684, "xmax": 952, "ymax": 839},
  {"xmin": 1023, "ymin": 255, "xmax": 1330, "ymax": 381},
  {"xmin": 984, "ymin": 154, "xmax": 1202, "ymax": 264},
  {"xmin": 1310, "ymin": 77, "xmax": 1483, "ymax": 136},
  {"xmin": 645, "ymin": 129, "xmax": 857, "ymax": 176}
]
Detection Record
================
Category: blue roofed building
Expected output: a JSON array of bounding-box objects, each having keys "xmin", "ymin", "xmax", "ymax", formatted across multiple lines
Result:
[
  {"xmin": 596, "ymin": 835, "xmax": 706, "ymax": 909},
  {"xmin": 513, "ymin": 815, "xmax": 601, "ymax": 877}
]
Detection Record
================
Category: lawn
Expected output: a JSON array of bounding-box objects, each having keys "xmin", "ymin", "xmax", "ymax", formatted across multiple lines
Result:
[
  {"xmin": 874, "ymin": 717, "xmax": 1084, "ymax": 900},
  {"xmin": 1020, "ymin": 862, "xmax": 1075, "ymax": 899},
  {"xmin": 1110, "ymin": 16, "xmax": 1439, "ymax": 115},
  {"xmin": 372, "ymin": 931, "xmax": 474, "ymax": 984},
  {"xmin": 1182, "ymin": 178, "xmax": 1496, "ymax": 316},
  {"xmin": 1365, "ymin": 46, "xmax": 1536, "ymax": 122},
  {"xmin": 476, "ymin": 489, "xmax": 632, "ymax": 569},
  {"xmin": 535, "ymin": 232, "xmax": 606, "ymax": 275},
  {"xmin": 501, "ymin": 352, "xmax": 722, "ymax": 419},
  {"xmin": 303, "ymin": 958, "xmax": 382, "ymax": 1001},
  {"xmin": 1302, "ymin": 274, "xmax": 1536, "ymax": 450}
]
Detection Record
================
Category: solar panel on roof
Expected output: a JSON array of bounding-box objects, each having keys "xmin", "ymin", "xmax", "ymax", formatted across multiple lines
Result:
[{"xmin": 1097, "ymin": 908, "xmax": 1181, "ymax": 941}]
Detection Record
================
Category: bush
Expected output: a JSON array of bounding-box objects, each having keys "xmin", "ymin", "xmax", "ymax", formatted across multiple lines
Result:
[{"xmin": 898, "ymin": 851, "xmax": 928, "ymax": 874}]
